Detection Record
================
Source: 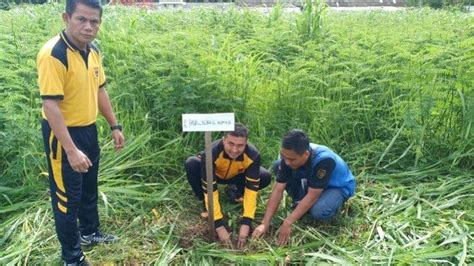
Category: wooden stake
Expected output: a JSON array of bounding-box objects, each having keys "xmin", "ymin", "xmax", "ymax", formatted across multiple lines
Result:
[{"xmin": 204, "ymin": 131, "xmax": 215, "ymax": 240}]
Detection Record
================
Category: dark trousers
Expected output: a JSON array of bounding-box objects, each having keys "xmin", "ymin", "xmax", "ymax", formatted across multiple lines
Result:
[
  {"xmin": 41, "ymin": 120, "xmax": 100, "ymax": 263},
  {"xmin": 185, "ymin": 156, "xmax": 271, "ymax": 201}
]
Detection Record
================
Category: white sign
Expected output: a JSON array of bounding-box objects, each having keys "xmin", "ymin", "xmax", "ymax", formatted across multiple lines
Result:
[{"xmin": 182, "ymin": 113, "xmax": 235, "ymax": 132}]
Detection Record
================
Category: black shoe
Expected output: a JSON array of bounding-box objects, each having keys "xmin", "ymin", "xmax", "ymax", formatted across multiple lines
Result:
[
  {"xmin": 225, "ymin": 185, "xmax": 243, "ymax": 204},
  {"xmin": 80, "ymin": 231, "xmax": 119, "ymax": 246},
  {"xmin": 64, "ymin": 254, "xmax": 89, "ymax": 266}
]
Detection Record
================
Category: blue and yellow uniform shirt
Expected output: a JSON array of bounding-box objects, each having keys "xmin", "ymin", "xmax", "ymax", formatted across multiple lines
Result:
[
  {"xmin": 277, "ymin": 143, "xmax": 356, "ymax": 198},
  {"xmin": 201, "ymin": 140, "xmax": 262, "ymax": 227},
  {"xmin": 37, "ymin": 31, "xmax": 106, "ymax": 126}
]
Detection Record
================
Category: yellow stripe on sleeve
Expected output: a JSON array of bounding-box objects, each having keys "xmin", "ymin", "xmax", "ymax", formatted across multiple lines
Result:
[
  {"xmin": 204, "ymin": 190, "xmax": 223, "ymax": 221},
  {"xmin": 242, "ymin": 188, "xmax": 258, "ymax": 219}
]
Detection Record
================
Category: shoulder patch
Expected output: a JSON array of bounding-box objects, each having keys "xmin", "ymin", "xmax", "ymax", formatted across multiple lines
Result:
[{"xmin": 316, "ymin": 169, "xmax": 327, "ymax": 179}]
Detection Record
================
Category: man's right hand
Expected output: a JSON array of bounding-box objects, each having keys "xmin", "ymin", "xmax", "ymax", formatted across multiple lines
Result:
[
  {"xmin": 67, "ymin": 149, "xmax": 92, "ymax": 173},
  {"xmin": 215, "ymin": 226, "xmax": 232, "ymax": 247},
  {"xmin": 252, "ymin": 224, "xmax": 268, "ymax": 239}
]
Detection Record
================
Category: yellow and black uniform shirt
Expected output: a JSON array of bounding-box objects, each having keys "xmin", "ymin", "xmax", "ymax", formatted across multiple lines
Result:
[
  {"xmin": 201, "ymin": 140, "xmax": 261, "ymax": 226},
  {"xmin": 37, "ymin": 31, "xmax": 106, "ymax": 126}
]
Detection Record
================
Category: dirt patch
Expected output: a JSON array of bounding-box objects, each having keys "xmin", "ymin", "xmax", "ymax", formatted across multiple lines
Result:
[{"xmin": 178, "ymin": 219, "xmax": 213, "ymax": 248}]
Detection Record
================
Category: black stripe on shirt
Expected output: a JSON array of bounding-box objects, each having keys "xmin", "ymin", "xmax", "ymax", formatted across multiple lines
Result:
[{"xmin": 41, "ymin": 95, "xmax": 64, "ymax": 100}]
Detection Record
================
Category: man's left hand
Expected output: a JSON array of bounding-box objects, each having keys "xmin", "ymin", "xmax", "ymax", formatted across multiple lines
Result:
[
  {"xmin": 277, "ymin": 220, "xmax": 292, "ymax": 246},
  {"xmin": 112, "ymin": 130, "xmax": 125, "ymax": 151},
  {"xmin": 237, "ymin": 224, "xmax": 250, "ymax": 249}
]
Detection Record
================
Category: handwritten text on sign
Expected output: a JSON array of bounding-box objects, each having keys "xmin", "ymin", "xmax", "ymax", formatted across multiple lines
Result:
[{"xmin": 182, "ymin": 113, "xmax": 235, "ymax": 132}]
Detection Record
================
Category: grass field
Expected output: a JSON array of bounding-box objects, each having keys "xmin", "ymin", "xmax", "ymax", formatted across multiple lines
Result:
[{"xmin": 0, "ymin": 2, "xmax": 473, "ymax": 264}]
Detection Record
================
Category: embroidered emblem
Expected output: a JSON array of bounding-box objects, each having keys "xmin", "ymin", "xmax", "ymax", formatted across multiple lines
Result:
[
  {"xmin": 94, "ymin": 67, "xmax": 99, "ymax": 79},
  {"xmin": 316, "ymin": 169, "xmax": 326, "ymax": 179}
]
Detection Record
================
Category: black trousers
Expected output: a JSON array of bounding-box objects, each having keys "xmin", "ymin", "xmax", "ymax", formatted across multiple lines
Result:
[
  {"xmin": 41, "ymin": 120, "xmax": 100, "ymax": 263},
  {"xmin": 185, "ymin": 155, "xmax": 272, "ymax": 201}
]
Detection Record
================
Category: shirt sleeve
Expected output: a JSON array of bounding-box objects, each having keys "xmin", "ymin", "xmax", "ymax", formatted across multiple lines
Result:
[
  {"xmin": 37, "ymin": 54, "xmax": 66, "ymax": 99},
  {"xmin": 241, "ymin": 154, "xmax": 261, "ymax": 225},
  {"xmin": 308, "ymin": 158, "xmax": 335, "ymax": 189},
  {"xmin": 276, "ymin": 160, "xmax": 291, "ymax": 183}
]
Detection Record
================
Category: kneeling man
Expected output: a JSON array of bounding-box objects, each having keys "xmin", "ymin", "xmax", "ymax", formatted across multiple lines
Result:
[
  {"xmin": 185, "ymin": 123, "xmax": 271, "ymax": 248},
  {"xmin": 253, "ymin": 129, "xmax": 356, "ymax": 246}
]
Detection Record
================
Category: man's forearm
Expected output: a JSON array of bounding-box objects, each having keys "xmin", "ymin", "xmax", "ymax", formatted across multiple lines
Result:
[
  {"xmin": 261, "ymin": 187, "xmax": 284, "ymax": 226},
  {"xmin": 43, "ymin": 100, "xmax": 77, "ymax": 153},
  {"xmin": 285, "ymin": 189, "xmax": 320, "ymax": 225},
  {"xmin": 98, "ymin": 89, "xmax": 118, "ymax": 126}
]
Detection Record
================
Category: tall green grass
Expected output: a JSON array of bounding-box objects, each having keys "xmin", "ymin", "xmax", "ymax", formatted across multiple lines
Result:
[{"xmin": 1, "ymin": 3, "xmax": 473, "ymax": 264}]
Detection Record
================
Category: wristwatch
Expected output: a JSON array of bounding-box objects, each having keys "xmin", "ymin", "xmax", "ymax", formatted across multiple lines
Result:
[{"xmin": 110, "ymin": 124, "xmax": 123, "ymax": 132}]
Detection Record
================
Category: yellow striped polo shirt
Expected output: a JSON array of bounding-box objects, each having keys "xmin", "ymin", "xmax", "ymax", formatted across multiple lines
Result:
[{"xmin": 37, "ymin": 31, "xmax": 106, "ymax": 126}]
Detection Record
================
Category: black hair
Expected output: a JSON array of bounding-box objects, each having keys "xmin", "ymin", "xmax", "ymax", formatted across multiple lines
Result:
[
  {"xmin": 226, "ymin": 123, "xmax": 249, "ymax": 139},
  {"xmin": 66, "ymin": 0, "xmax": 102, "ymax": 17},
  {"xmin": 282, "ymin": 129, "xmax": 309, "ymax": 155}
]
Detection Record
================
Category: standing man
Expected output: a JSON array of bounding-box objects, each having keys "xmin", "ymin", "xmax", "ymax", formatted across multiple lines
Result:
[
  {"xmin": 37, "ymin": 0, "xmax": 124, "ymax": 265},
  {"xmin": 252, "ymin": 129, "xmax": 355, "ymax": 246},
  {"xmin": 185, "ymin": 123, "xmax": 271, "ymax": 248}
]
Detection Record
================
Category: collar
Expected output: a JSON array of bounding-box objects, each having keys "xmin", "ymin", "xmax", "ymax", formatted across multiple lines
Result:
[
  {"xmin": 303, "ymin": 146, "xmax": 314, "ymax": 169},
  {"xmin": 60, "ymin": 30, "xmax": 90, "ymax": 52}
]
